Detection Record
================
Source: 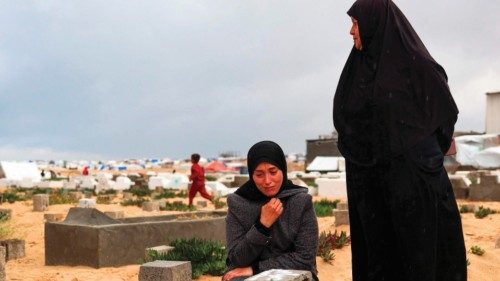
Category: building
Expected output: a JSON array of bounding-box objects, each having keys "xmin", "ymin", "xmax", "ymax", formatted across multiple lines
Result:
[
  {"xmin": 486, "ymin": 91, "xmax": 500, "ymax": 134},
  {"xmin": 305, "ymin": 132, "xmax": 341, "ymax": 166}
]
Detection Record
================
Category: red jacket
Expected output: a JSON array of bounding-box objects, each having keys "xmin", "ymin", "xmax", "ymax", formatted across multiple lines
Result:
[{"xmin": 190, "ymin": 163, "xmax": 205, "ymax": 189}]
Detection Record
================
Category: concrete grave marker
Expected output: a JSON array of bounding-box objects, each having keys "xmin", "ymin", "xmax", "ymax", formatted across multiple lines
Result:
[
  {"xmin": 333, "ymin": 202, "xmax": 349, "ymax": 226},
  {"xmin": 68, "ymin": 191, "xmax": 83, "ymax": 201},
  {"xmin": 79, "ymin": 198, "xmax": 96, "ymax": 208},
  {"xmin": 0, "ymin": 239, "xmax": 25, "ymax": 261},
  {"xmin": 0, "ymin": 246, "xmax": 5, "ymax": 281},
  {"xmin": 139, "ymin": 260, "xmax": 191, "ymax": 281},
  {"xmin": 142, "ymin": 201, "xmax": 160, "ymax": 212},
  {"xmin": 33, "ymin": 194, "xmax": 49, "ymax": 212}
]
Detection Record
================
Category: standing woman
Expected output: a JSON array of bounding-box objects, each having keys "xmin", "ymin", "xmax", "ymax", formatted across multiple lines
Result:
[
  {"xmin": 333, "ymin": 0, "xmax": 467, "ymax": 280},
  {"xmin": 223, "ymin": 141, "xmax": 318, "ymax": 281}
]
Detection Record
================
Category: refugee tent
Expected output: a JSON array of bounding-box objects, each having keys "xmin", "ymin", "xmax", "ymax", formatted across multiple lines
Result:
[
  {"xmin": 0, "ymin": 161, "xmax": 42, "ymax": 183},
  {"xmin": 455, "ymin": 134, "xmax": 500, "ymax": 168},
  {"xmin": 306, "ymin": 157, "xmax": 339, "ymax": 172},
  {"xmin": 205, "ymin": 161, "xmax": 238, "ymax": 173}
]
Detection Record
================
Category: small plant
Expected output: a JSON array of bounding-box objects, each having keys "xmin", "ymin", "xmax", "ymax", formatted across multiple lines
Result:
[
  {"xmin": 121, "ymin": 198, "xmax": 149, "ymax": 207},
  {"xmin": 1, "ymin": 191, "xmax": 25, "ymax": 203},
  {"xmin": 470, "ymin": 245, "xmax": 485, "ymax": 256},
  {"xmin": 130, "ymin": 188, "xmax": 151, "ymax": 197},
  {"xmin": 317, "ymin": 230, "xmax": 351, "ymax": 263},
  {"xmin": 313, "ymin": 199, "xmax": 340, "ymax": 217},
  {"xmin": 49, "ymin": 193, "xmax": 77, "ymax": 205},
  {"xmin": 466, "ymin": 258, "xmax": 470, "ymax": 266},
  {"xmin": 467, "ymin": 172, "xmax": 479, "ymax": 185},
  {"xmin": 474, "ymin": 206, "xmax": 497, "ymax": 219},
  {"xmin": 154, "ymin": 190, "xmax": 178, "ymax": 199},
  {"xmin": 160, "ymin": 202, "xmax": 196, "ymax": 212},
  {"xmin": 99, "ymin": 189, "xmax": 117, "ymax": 195},
  {"xmin": 31, "ymin": 188, "xmax": 52, "ymax": 195},
  {"xmin": 176, "ymin": 190, "xmax": 188, "ymax": 198},
  {"xmin": 0, "ymin": 222, "xmax": 12, "ymax": 239},
  {"xmin": 146, "ymin": 238, "xmax": 227, "ymax": 279},
  {"xmin": 212, "ymin": 197, "xmax": 226, "ymax": 209},
  {"xmin": 205, "ymin": 175, "xmax": 217, "ymax": 181},
  {"xmin": 459, "ymin": 205, "xmax": 473, "ymax": 213}
]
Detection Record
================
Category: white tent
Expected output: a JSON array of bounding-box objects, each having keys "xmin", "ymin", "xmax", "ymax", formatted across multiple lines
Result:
[
  {"xmin": 455, "ymin": 134, "xmax": 500, "ymax": 168},
  {"xmin": 0, "ymin": 161, "xmax": 42, "ymax": 187},
  {"xmin": 306, "ymin": 157, "xmax": 339, "ymax": 172}
]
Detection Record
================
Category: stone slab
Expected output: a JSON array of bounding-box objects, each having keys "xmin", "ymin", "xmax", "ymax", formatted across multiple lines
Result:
[
  {"xmin": 196, "ymin": 201, "xmax": 207, "ymax": 208},
  {"xmin": 139, "ymin": 260, "xmax": 191, "ymax": 281},
  {"xmin": 44, "ymin": 213, "xmax": 65, "ymax": 222},
  {"xmin": 0, "ymin": 239, "xmax": 25, "ymax": 261},
  {"xmin": 245, "ymin": 269, "xmax": 313, "ymax": 281},
  {"xmin": 333, "ymin": 209, "xmax": 349, "ymax": 226},
  {"xmin": 79, "ymin": 198, "xmax": 96, "ymax": 208},
  {"xmin": 0, "ymin": 246, "xmax": 5, "ymax": 281},
  {"xmin": 33, "ymin": 194, "xmax": 49, "ymax": 212},
  {"xmin": 337, "ymin": 202, "xmax": 348, "ymax": 211},
  {"xmin": 145, "ymin": 245, "xmax": 174, "ymax": 257},
  {"xmin": 143, "ymin": 202, "xmax": 160, "ymax": 212},
  {"xmin": 104, "ymin": 210, "xmax": 124, "ymax": 220}
]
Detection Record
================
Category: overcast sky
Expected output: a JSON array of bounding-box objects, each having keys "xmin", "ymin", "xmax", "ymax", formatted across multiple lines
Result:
[{"xmin": 0, "ymin": 0, "xmax": 498, "ymax": 161}]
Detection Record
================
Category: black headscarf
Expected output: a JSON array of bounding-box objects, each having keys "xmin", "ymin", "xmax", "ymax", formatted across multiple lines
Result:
[
  {"xmin": 235, "ymin": 141, "xmax": 305, "ymax": 202},
  {"xmin": 333, "ymin": 0, "xmax": 458, "ymax": 165}
]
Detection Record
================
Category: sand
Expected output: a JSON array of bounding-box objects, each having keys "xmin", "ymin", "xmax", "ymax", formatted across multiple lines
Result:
[{"xmin": 2, "ymin": 197, "xmax": 499, "ymax": 281}]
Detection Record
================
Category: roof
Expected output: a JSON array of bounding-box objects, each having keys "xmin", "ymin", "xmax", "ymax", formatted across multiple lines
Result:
[{"xmin": 486, "ymin": 91, "xmax": 500, "ymax": 96}]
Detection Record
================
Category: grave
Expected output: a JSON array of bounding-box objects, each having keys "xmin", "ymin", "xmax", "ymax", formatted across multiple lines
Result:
[
  {"xmin": 469, "ymin": 173, "xmax": 500, "ymax": 201},
  {"xmin": 139, "ymin": 260, "xmax": 191, "ymax": 281},
  {"xmin": 449, "ymin": 175, "xmax": 469, "ymax": 199},
  {"xmin": 145, "ymin": 245, "xmax": 174, "ymax": 258},
  {"xmin": 0, "ymin": 246, "xmax": 5, "ymax": 281},
  {"xmin": 196, "ymin": 201, "xmax": 207, "ymax": 208},
  {"xmin": 45, "ymin": 208, "xmax": 226, "ymax": 267},
  {"xmin": 333, "ymin": 202, "xmax": 349, "ymax": 226},
  {"xmin": 123, "ymin": 192, "xmax": 134, "ymax": 200},
  {"xmin": 33, "ymin": 194, "xmax": 49, "ymax": 212},
  {"xmin": 143, "ymin": 201, "xmax": 160, "ymax": 212},
  {"xmin": 316, "ymin": 178, "xmax": 347, "ymax": 198},
  {"xmin": 79, "ymin": 198, "xmax": 96, "ymax": 208},
  {"xmin": 0, "ymin": 239, "xmax": 25, "ymax": 261},
  {"xmin": 245, "ymin": 269, "xmax": 312, "ymax": 281}
]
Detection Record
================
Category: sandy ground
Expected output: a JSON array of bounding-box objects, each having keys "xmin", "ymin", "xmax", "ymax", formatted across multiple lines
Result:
[{"xmin": 2, "ymin": 196, "xmax": 499, "ymax": 281}]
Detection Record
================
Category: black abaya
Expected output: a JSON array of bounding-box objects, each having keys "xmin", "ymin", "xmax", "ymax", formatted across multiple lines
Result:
[{"xmin": 332, "ymin": 0, "xmax": 467, "ymax": 280}]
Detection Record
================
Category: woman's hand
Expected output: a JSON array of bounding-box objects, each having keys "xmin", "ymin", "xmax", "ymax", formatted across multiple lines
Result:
[
  {"xmin": 223, "ymin": 267, "xmax": 253, "ymax": 281},
  {"xmin": 260, "ymin": 198, "xmax": 283, "ymax": 228}
]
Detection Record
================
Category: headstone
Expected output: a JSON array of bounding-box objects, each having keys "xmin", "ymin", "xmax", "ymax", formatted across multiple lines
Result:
[
  {"xmin": 123, "ymin": 192, "xmax": 134, "ymax": 200},
  {"xmin": 155, "ymin": 186, "xmax": 164, "ymax": 193},
  {"xmin": 69, "ymin": 191, "xmax": 83, "ymax": 201},
  {"xmin": 337, "ymin": 202, "xmax": 348, "ymax": 211},
  {"xmin": 156, "ymin": 200, "xmax": 167, "ymax": 209},
  {"xmin": 33, "ymin": 194, "xmax": 49, "ymax": 212},
  {"xmin": 142, "ymin": 201, "xmax": 160, "ymax": 212},
  {"xmin": 44, "ymin": 213, "xmax": 65, "ymax": 222},
  {"xmin": 139, "ymin": 260, "xmax": 191, "ymax": 281},
  {"xmin": 145, "ymin": 245, "xmax": 174, "ymax": 257},
  {"xmin": 316, "ymin": 178, "xmax": 347, "ymax": 197},
  {"xmin": 0, "ymin": 239, "xmax": 25, "ymax": 261},
  {"xmin": 104, "ymin": 210, "xmax": 124, "ymax": 220},
  {"xmin": 0, "ymin": 246, "xmax": 5, "ymax": 281},
  {"xmin": 79, "ymin": 198, "xmax": 96, "ymax": 208},
  {"xmin": 97, "ymin": 195, "xmax": 112, "ymax": 204},
  {"xmin": 333, "ymin": 203, "xmax": 349, "ymax": 226},
  {"xmin": 245, "ymin": 269, "xmax": 313, "ymax": 281},
  {"xmin": 196, "ymin": 201, "xmax": 207, "ymax": 208},
  {"xmin": 0, "ymin": 209, "xmax": 11, "ymax": 221}
]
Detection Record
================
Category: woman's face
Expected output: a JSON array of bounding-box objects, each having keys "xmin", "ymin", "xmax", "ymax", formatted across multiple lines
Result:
[
  {"xmin": 350, "ymin": 17, "xmax": 362, "ymax": 50},
  {"xmin": 252, "ymin": 162, "xmax": 284, "ymax": 197}
]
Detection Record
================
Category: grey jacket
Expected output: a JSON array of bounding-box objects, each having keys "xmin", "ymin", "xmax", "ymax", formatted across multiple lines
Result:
[{"xmin": 225, "ymin": 188, "xmax": 318, "ymax": 277}]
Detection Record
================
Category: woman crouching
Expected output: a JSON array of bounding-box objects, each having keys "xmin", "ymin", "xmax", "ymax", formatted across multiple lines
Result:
[{"xmin": 223, "ymin": 141, "xmax": 319, "ymax": 281}]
